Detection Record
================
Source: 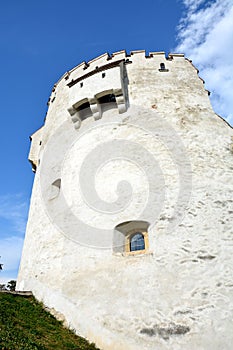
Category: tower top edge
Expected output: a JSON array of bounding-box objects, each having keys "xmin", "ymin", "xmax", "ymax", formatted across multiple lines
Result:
[{"xmin": 54, "ymin": 50, "xmax": 186, "ymax": 88}]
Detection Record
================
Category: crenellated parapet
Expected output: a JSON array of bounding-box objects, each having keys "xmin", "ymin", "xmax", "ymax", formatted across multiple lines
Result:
[
  {"xmin": 47, "ymin": 50, "xmax": 207, "ymax": 111},
  {"xmin": 31, "ymin": 50, "xmax": 212, "ymax": 171},
  {"xmin": 46, "ymin": 51, "xmax": 196, "ymax": 132},
  {"xmin": 50, "ymin": 50, "xmax": 186, "ymax": 93}
]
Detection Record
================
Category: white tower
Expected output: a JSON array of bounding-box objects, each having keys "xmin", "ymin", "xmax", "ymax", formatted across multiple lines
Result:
[{"xmin": 17, "ymin": 50, "xmax": 233, "ymax": 350}]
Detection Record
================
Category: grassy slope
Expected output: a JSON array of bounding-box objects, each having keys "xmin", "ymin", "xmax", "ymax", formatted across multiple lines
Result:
[{"xmin": 0, "ymin": 293, "xmax": 99, "ymax": 350}]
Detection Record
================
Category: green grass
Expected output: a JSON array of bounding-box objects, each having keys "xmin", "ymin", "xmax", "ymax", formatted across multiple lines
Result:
[{"xmin": 0, "ymin": 293, "xmax": 100, "ymax": 350}]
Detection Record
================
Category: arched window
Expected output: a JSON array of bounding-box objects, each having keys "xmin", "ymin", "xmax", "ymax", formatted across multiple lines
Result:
[
  {"xmin": 113, "ymin": 220, "xmax": 150, "ymax": 255},
  {"xmin": 130, "ymin": 232, "xmax": 145, "ymax": 251}
]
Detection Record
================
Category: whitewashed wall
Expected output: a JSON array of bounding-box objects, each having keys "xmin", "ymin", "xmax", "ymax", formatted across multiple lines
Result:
[{"xmin": 17, "ymin": 51, "xmax": 233, "ymax": 350}]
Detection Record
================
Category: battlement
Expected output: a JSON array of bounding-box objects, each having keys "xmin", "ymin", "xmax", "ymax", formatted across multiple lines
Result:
[
  {"xmin": 47, "ymin": 50, "xmax": 197, "ymax": 121},
  {"xmin": 52, "ymin": 50, "xmax": 186, "ymax": 92},
  {"xmin": 44, "ymin": 50, "xmax": 209, "ymax": 134},
  {"xmin": 32, "ymin": 49, "xmax": 212, "ymax": 172},
  {"xmin": 29, "ymin": 49, "xmax": 214, "ymax": 175}
]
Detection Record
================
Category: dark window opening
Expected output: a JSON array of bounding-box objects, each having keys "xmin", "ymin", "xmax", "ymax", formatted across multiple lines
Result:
[
  {"xmin": 98, "ymin": 94, "xmax": 116, "ymax": 104},
  {"xmin": 80, "ymin": 82, "xmax": 83, "ymax": 88},
  {"xmin": 77, "ymin": 102, "xmax": 92, "ymax": 121},
  {"xmin": 159, "ymin": 63, "xmax": 169, "ymax": 72},
  {"xmin": 102, "ymin": 72, "xmax": 106, "ymax": 78},
  {"xmin": 98, "ymin": 94, "xmax": 117, "ymax": 113},
  {"xmin": 160, "ymin": 63, "xmax": 165, "ymax": 70},
  {"xmin": 130, "ymin": 232, "xmax": 145, "ymax": 252}
]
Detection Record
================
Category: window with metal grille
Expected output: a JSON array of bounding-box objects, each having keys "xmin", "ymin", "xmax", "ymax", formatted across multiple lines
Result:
[{"xmin": 130, "ymin": 232, "xmax": 145, "ymax": 251}]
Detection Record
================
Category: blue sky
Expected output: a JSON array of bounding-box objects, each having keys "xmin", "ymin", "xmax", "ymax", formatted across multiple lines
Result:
[{"xmin": 0, "ymin": 0, "xmax": 232, "ymax": 284}]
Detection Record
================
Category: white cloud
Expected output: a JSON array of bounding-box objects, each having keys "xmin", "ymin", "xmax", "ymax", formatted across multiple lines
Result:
[
  {"xmin": 0, "ymin": 235, "xmax": 24, "ymax": 270},
  {"xmin": 0, "ymin": 193, "xmax": 28, "ymax": 234},
  {"xmin": 175, "ymin": 0, "xmax": 233, "ymax": 125},
  {"xmin": 0, "ymin": 235, "xmax": 24, "ymax": 284},
  {"xmin": 0, "ymin": 194, "xmax": 28, "ymax": 283},
  {"xmin": 181, "ymin": 0, "xmax": 206, "ymax": 13}
]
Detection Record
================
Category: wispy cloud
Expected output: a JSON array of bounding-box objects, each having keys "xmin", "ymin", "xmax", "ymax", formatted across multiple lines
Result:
[
  {"xmin": 181, "ymin": 0, "xmax": 206, "ymax": 12},
  {"xmin": 175, "ymin": 0, "xmax": 233, "ymax": 125},
  {"xmin": 0, "ymin": 194, "xmax": 28, "ymax": 283},
  {"xmin": 0, "ymin": 236, "xmax": 23, "ymax": 274},
  {"xmin": 0, "ymin": 194, "xmax": 28, "ymax": 235}
]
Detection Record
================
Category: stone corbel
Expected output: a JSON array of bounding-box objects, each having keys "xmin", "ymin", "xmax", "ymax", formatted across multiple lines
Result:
[
  {"xmin": 89, "ymin": 98, "xmax": 101, "ymax": 120},
  {"xmin": 67, "ymin": 106, "xmax": 81, "ymax": 130},
  {"xmin": 114, "ymin": 88, "xmax": 127, "ymax": 114}
]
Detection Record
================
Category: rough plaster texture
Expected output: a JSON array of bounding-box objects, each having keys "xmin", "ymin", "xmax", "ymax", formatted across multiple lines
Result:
[{"xmin": 17, "ymin": 50, "xmax": 233, "ymax": 350}]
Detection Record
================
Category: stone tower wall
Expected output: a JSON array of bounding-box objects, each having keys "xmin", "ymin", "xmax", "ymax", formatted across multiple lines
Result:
[{"xmin": 17, "ymin": 50, "xmax": 233, "ymax": 350}]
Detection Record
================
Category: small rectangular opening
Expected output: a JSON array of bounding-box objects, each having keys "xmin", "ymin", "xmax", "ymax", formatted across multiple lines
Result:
[{"xmin": 159, "ymin": 62, "xmax": 169, "ymax": 72}]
